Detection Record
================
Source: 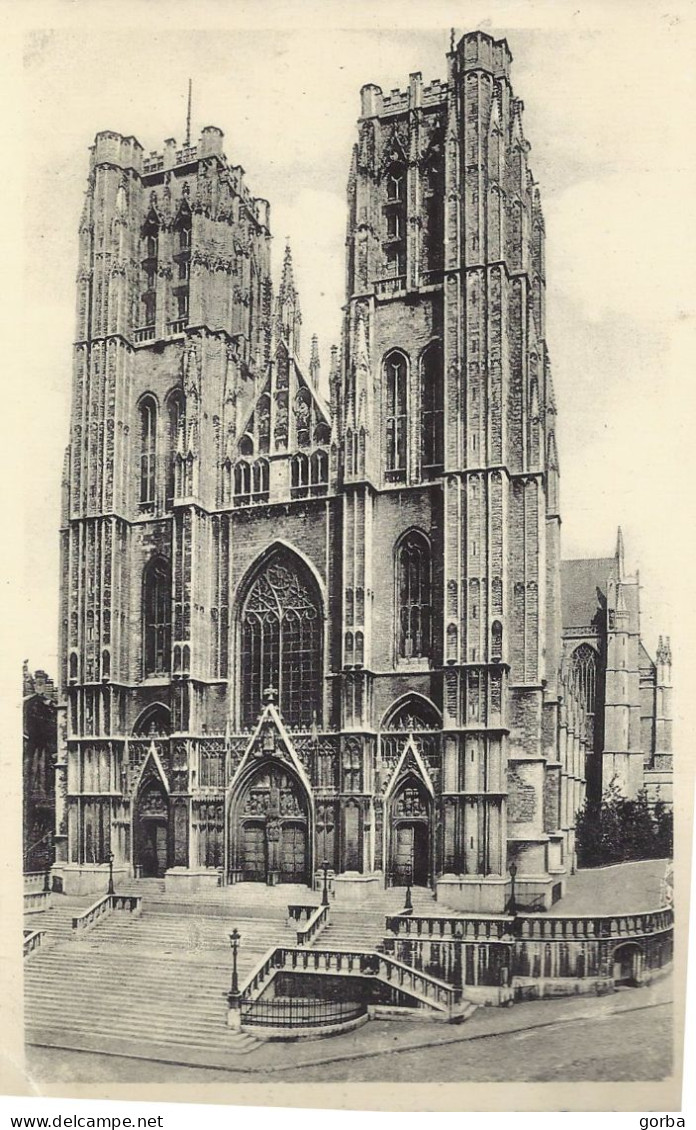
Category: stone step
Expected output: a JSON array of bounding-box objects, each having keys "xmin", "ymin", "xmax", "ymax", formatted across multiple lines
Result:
[{"xmin": 25, "ymin": 943, "xmax": 261, "ymax": 1054}]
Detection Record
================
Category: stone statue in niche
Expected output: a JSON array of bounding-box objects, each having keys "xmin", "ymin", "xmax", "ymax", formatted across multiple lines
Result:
[{"xmin": 395, "ymin": 786, "xmax": 427, "ymax": 818}]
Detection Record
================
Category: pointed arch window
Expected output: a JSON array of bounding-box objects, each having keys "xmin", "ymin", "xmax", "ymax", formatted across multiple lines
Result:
[
  {"xmin": 172, "ymin": 203, "xmax": 192, "ymax": 331},
  {"xmin": 383, "ymin": 165, "xmax": 406, "ymax": 278},
  {"xmin": 422, "ymin": 156, "xmax": 444, "ymax": 279},
  {"xmin": 396, "ymin": 531, "xmax": 432, "ymax": 660},
  {"xmin": 257, "ymin": 393, "xmax": 271, "ymax": 453},
  {"xmin": 141, "ymin": 214, "xmax": 159, "ymax": 330},
  {"xmin": 133, "ymin": 702, "xmax": 171, "ymax": 736},
  {"xmin": 291, "ymin": 452, "xmax": 310, "ymax": 498},
  {"xmin": 420, "ymin": 342, "xmax": 443, "ymax": 472},
  {"xmin": 570, "ymin": 644, "xmax": 597, "ymax": 715},
  {"xmin": 234, "ymin": 460, "xmax": 252, "ymax": 506},
  {"xmin": 139, "ymin": 395, "xmax": 157, "ymax": 508},
  {"xmin": 165, "ymin": 389, "xmax": 184, "ymax": 509},
  {"xmin": 143, "ymin": 557, "xmax": 171, "ymax": 676},
  {"xmin": 310, "ymin": 449, "xmax": 328, "ymax": 495},
  {"xmin": 385, "ymin": 350, "xmax": 408, "ymax": 480},
  {"xmin": 252, "ymin": 458, "xmax": 269, "ymax": 501},
  {"xmin": 240, "ymin": 552, "xmax": 322, "ymax": 729}
]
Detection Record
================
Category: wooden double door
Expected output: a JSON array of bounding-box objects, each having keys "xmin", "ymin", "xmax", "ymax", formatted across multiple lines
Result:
[
  {"xmin": 239, "ymin": 819, "xmax": 307, "ymax": 884},
  {"xmin": 233, "ymin": 762, "xmax": 310, "ymax": 885}
]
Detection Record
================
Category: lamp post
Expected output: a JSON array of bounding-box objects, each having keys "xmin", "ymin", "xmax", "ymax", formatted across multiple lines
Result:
[
  {"xmin": 321, "ymin": 859, "xmax": 330, "ymax": 907},
  {"xmin": 107, "ymin": 851, "xmax": 115, "ymax": 896},
  {"xmin": 228, "ymin": 928, "xmax": 241, "ymax": 1004},
  {"xmin": 404, "ymin": 861, "xmax": 413, "ymax": 914},
  {"xmin": 508, "ymin": 860, "xmax": 518, "ymax": 917}
]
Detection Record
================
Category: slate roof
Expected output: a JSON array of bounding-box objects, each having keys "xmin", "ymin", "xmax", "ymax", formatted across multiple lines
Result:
[{"xmin": 561, "ymin": 557, "xmax": 616, "ymax": 630}]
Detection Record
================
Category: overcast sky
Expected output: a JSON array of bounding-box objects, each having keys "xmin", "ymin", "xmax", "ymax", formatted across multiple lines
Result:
[{"xmin": 16, "ymin": 5, "xmax": 696, "ymax": 675}]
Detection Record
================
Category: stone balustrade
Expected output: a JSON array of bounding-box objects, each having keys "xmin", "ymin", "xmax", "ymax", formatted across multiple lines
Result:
[
  {"xmin": 386, "ymin": 913, "xmax": 513, "ymax": 940},
  {"xmin": 287, "ymin": 904, "xmax": 320, "ymax": 925},
  {"xmin": 72, "ymin": 893, "xmax": 142, "ymax": 934},
  {"xmin": 23, "ymin": 929, "xmax": 45, "ymax": 957},
  {"xmin": 24, "ymin": 871, "xmax": 50, "ymax": 892},
  {"xmin": 386, "ymin": 907, "xmax": 673, "ymax": 944},
  {"xmin": 516, "ymin": 907, "xmax": 673, "ymax": 941},
  {"xmin": 296, "ymin": 904, "xmax": 329, "ymax": 946},
  {"xmin": 238, "ymin": 943, "xmax": 460, "ymax": 1013},
  {"xmin": 24, "ymin": 890, "xmax": 52, "ymax": 914}
]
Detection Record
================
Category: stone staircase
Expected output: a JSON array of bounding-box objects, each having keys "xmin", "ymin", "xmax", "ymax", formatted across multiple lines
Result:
[
  {"xmin": 24, "ymin": 880, "xmax": 474, "ymax": 1062},
  {"xmin": 24, "ymin": 890, "xmax": 300, "ymax": 1058},
  {"xmin": 314, "ymin": 886, "xmax": 438, "ymax": 951},
  {"xmin": 24, "ymin": 896, "xmax": 93, "ymax": 949}
]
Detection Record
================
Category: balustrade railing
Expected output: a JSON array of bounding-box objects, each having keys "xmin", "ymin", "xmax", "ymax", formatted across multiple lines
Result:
[
  {"xmin": 23, "ymin": 929, "xmax": 45, "ymax": 957},
  {"xmin": 385, "ymin": 907, "xmax": 673, "ymax": 944},
  {"xmin": 133, "ymin": 326, "xmax": 155, "ymax": 343},
  {"xmin": 296, "ymin": 904, "xmax": 329, "ymax": 946},
  {"xmin": 375, "ymin": 275, "xmax": 406, "ymax": 298},
  {"xmin": 287, "ymin": 904, "xmax": 320, "ymax": 925},
  {"xmin": 237, "ymin": 940, "xmax": 461, "ymax": 1013},
  {"xmin": 24, "ymin": 871, "xmax": 50, "ymax": 892},
  {"xmin": 72, "ymin": 893, "xmax": 141, "ymax": 934},
  {"xmin": 386, "ymin": 913, "xmax": 513, "ymax": 941},
  {"xmin": 240, "ymin": 945, "xmax": 459, "ymax": 1012},
  {"xmin": 24, "ymin": 890, "xmax": 52, "ymax": 914},
  {"xmin": 516, "ymin": 907, "xmax": 673, "ymax": 941}
]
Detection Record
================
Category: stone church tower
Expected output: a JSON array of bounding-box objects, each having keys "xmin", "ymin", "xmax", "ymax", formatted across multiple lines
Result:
[{"xmin": 55, "ymin": 31, "xmax": 582, "ymax": 912}]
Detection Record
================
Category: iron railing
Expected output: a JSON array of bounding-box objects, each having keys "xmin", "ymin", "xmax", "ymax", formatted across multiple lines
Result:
[{"xmin": 240, "ymin": 995, "xmax": 365, "ymax": 1029}]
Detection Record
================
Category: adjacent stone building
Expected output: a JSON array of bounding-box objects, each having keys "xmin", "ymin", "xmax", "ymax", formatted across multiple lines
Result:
[
  {"xmin": 23, "ymin": 664, "xmax": 58, "ymax": 872},
  {"xmin": 561, "ymin": 531, "xmax": 673, "ymax": 809},
  {"xmin": 55, "ymin": 31, "xmax": 615, "ymax": 909}
]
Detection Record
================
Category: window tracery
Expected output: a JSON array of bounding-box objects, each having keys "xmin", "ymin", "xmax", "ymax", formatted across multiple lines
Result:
[
  {"xmin": 139, "ymin": 396, "xmax": 157, "ymax": 508},
  {"xmin": 570, "ymin": 644, "xmax": 597, "ymax": 714},
  {"xmin": 143, "ymin": 557, "xmax": 171, "ymax": 676},
  {"xmin": 383, "ymin": 166, "xmax": 406, "ymax": 277},
  {"xmin": 421, "ymin": 156, "xmax": 444, "ymax": 278},
  {"xmin": 310, "ymin": 449, "xmax": 328, "ymax": 494},
  {"xmin": 291, "ymin": 452, "xmax": 310, "ymax": 498},
  {"xmin": 420, "ymin": 342, "xmax": 444, "ymax": 471},
  {"xmin": 385, "ymin": 350, "xmax": 408, "ymax": 480},
  {"xmin": 140, "ymin": 213, "xmax": 158, "ymax": 329},
  {"xmin": 241, "ymin": 553, "xmax": 322, "ymax": 730},
  {"xmin": 165, "ymin": 390, "xmax": 184, "ymax": 509},
  {"xmin": 396, "ymin": 531, "xmax": 432, "ymax": 660}
]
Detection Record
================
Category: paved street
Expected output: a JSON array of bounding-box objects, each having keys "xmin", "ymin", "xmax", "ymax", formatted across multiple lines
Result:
[
  {"xmin": 277, "ymin": 1001, "xmax": 672, "ymax": 1082},
  {"xmin": 26, "ymin": 978, "xmax": 672, "ymax": 1084}
]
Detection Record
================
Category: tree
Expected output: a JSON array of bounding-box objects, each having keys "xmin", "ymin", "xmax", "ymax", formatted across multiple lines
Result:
[
  {"xmin": 575, "ymin": 779, "xmax": 672, "ymax": 867},
  {"xmin": 653, "ymin": 799, "xmax": 674, "ymax": 858}
]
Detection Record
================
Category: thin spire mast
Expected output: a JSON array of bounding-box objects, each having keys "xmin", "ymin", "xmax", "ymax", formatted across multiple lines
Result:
[{"xmin": 185, "ymin": 78, "xmax": 192, "ymax": 146}]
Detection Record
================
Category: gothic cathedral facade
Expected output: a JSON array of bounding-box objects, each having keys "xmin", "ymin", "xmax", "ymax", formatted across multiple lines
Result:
[{"xmin": 55, "ymin": 32, "xmax": 588, "ymax": 912}]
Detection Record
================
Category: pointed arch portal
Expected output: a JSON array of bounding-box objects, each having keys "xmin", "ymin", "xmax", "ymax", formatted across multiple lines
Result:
[
  {"xmin": 388, "ymin": 775, "xmax": 432, "ymax": 887},
  {"xmin": 133, "ymin": 771, "xmax": 169, "ymax": 878},
  {"xmin": 229, "ymin": 760, "xmax": 311, "ymax": 885}
]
